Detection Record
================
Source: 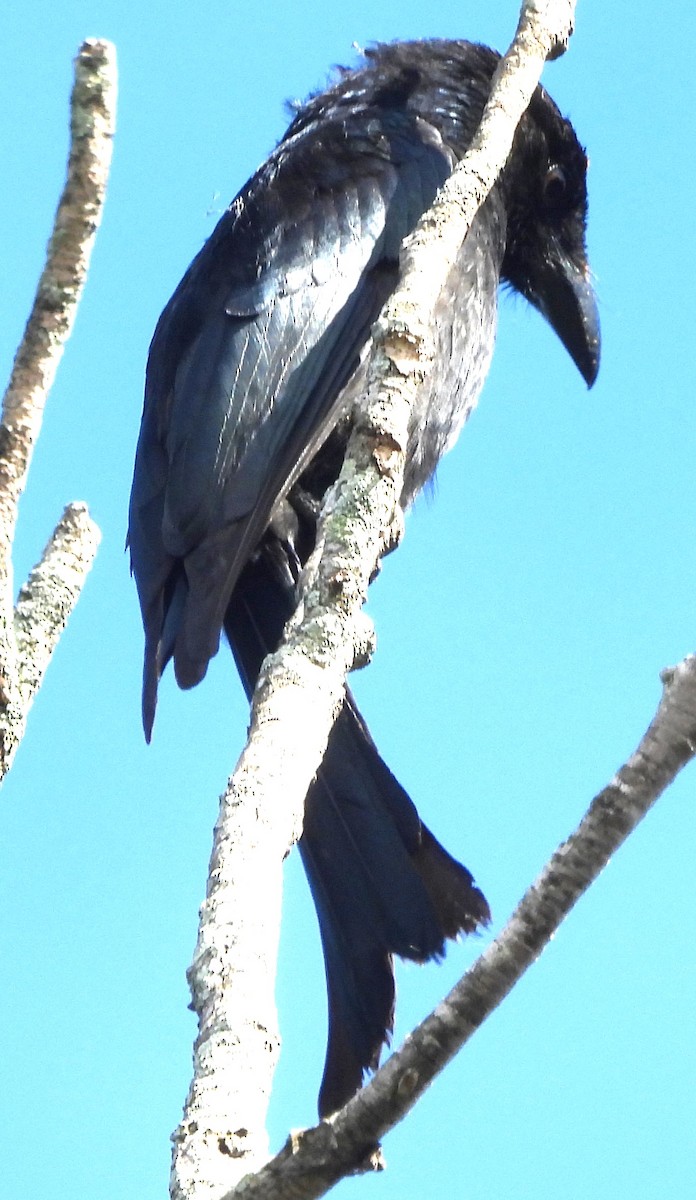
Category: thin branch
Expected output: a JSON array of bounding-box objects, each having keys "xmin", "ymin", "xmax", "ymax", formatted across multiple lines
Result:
[
  {"xmin": 0, "ymin": 39, "xmax": 116, "ymax": 553},
  {"xmin": 14, "ymin": 502, "xmax": 101, "ymax": 710},
  {"xmin": 224, "ymin": 654, "xmax": 696, "ymax": 1200},
  {"xmin": 171, "ymin": 3, "xmax": 578, "ymax": 1196},
  {"xmin": 0, "ymin": 40, "xmax": 116, "ymax": 779}
]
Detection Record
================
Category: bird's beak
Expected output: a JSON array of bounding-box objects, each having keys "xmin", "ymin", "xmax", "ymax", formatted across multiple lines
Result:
[{"xmin": 531, "ymin": 246, "xmax": 601, "ymax": 387}]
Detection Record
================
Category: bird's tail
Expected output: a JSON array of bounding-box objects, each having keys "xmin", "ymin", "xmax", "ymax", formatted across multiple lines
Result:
[{"xmin": 223, "ymin": 539, "xmax": 489, "ymax": 1116}]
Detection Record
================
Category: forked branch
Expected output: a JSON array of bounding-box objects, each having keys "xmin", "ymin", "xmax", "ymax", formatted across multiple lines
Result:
[
  {"xmin": 0, "ymin": 39, "xmax": 116, "ymax": 778},
  {"xmin": 225, "ymin": 654, "xmax": 696, "ymax": 1200}
]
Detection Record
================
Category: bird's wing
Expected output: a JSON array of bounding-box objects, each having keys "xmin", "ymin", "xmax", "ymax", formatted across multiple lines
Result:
[{"xmin": 129, "ymin": 108, "xmax": 456, "ymax": 702}]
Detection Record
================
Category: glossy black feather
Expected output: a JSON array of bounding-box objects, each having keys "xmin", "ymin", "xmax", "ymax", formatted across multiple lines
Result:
[{"xmin": 129, "ymin": 38, "xmax": 599, "ymax": 1114}]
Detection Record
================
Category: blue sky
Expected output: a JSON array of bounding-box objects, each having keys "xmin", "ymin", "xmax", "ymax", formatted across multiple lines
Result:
[{"xmin": 2, "ymin": 3, "xmax": 695, "ymax": 1198}]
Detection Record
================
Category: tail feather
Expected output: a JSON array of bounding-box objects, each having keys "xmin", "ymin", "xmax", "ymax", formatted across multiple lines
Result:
[{"xmin": 301, "ymin": 702, "xmax": 489, "ymax": 1115}]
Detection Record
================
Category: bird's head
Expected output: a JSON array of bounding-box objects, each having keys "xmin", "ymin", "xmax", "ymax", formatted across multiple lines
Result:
[{"xmin": 500, "ymin": 85, "xmax": 600, "ymax": 387}]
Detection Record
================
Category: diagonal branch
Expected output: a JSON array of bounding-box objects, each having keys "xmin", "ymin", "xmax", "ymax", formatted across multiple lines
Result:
[
  {"xmin": 0, "ymin": 40, "xmax": 117, "ymax": 779},
  {"xmin": 224, "ymin": 654, "xmax": 696, "ymax": 1200},
  {"xmin": 171, "ymin": 3, "xmax": 579, "ymax": 1197}
]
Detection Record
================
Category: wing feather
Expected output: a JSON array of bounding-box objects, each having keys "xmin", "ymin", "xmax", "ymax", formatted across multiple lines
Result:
[{"xmin": 129, "ymin": 106, "xmax": 456, "ymax": 720}]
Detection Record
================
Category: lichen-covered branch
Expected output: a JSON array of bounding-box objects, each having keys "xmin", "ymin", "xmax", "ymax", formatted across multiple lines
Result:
[
  {"xmin": 0, "ymin": 40, "xmax": 116, "ymax": 779},
  {"xmin": 222, "ymin": 654, "xmax": 696, "ymax": 1200},
  {"xmin": 171, "ymin": 3, "xmax": 578, "ymax": 1197},
  {"xmin": 369, "ymin": 0, "xmax": 576, "ymax": 410}
]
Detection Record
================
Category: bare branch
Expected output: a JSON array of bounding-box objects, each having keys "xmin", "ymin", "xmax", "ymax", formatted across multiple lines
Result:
[
  {"xmin": 0, "ymin": 503, "xmax": 101, "ymax": 772},
  {"xmin": 0, "ymin": 39, "xmax": 116, "ymax": 553},
  {"xmin": 171, "ymin": 3, "xmax": 578, "ymax": 1196},
  {"xmin": 0, "ymin": 40, "xmax": 116, "ymax": 779},
  {"xmin": 15, "ymin": 498, "xmax": 100, "ymax": 683},
  {"xmin": 223, "ymin": 655, "xmax": 696, "ymax": 1200}
]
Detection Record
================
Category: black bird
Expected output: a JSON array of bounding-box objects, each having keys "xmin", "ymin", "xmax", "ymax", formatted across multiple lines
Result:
[{"xmin": 129, "ymin": 39, "xmax": 599, "ymax": 1116}]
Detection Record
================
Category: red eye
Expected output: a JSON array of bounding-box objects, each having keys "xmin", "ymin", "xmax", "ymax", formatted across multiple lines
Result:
[{"xmin": 542, "ymin": 165, "xmax": 567, "ymax": 208}]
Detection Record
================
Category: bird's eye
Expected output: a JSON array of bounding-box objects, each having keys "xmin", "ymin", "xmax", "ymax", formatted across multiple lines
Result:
[{"xmin": 542, "ymin": 165, "xmax": 567, "ymax": 209}]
